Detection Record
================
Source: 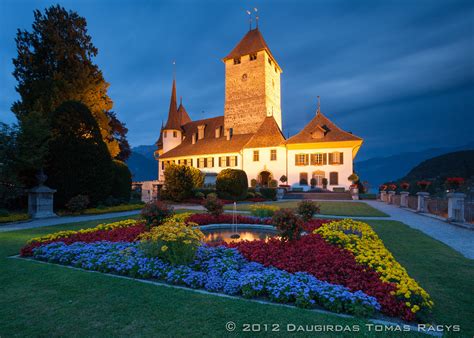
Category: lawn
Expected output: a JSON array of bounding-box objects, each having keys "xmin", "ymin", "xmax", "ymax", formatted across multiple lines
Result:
[
  {"xmin": 225, "ymin": 201, "xmax": 389, "ymax": 217},
  {"xmin": 0, "ymin": 217, "xmax": 472, "ymax": 336}
]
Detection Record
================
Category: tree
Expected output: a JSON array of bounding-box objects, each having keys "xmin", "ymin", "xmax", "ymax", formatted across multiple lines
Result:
[
  {"xmin": 0, "ymin": 123, "xmax": 23, "ymax": 208},
  {"xmin": 45, "ymin": 101, "xmax": 114, "ymax": 207},
  {"xmin": 189, "ymin": 166, "xmax": 204, "ymax": 189},
  {"xmin": 163, "ymin": 164, "xmax": 194, "ymax": 202},
  {"xmin": 110, "ymin": 160, "xmax": 132, "ymax": 202},
  {"xmin": 216, "ymin": 169, "xmax": 248, "ymax": 200},
  {"xmin": 12, "ymin": 5, "xmax": 128, "ymax": 159}
]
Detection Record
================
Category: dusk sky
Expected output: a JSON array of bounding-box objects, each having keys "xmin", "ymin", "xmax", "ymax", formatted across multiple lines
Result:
[{"xmin": 1, "ymin": 0, "xmax": 473, "ymax": 161}]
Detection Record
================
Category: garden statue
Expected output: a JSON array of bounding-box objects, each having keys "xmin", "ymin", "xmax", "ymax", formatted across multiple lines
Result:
[{"xmin": 27, "ymin": 169, "xmax": 57, "ymax": 219}]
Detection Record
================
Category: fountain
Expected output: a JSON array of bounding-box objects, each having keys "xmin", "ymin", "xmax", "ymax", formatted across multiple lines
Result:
[{"xmin": 230, "ymin": 202, "xmax": 240, "ymax": 239}]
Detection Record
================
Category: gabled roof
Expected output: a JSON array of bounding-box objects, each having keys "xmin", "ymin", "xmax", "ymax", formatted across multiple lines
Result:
[
  {"xmin": 286, "ymin": 111, "xmax": 362, "ymax": 144},
  {"xmin": 244, "ymin": 116, "xmax": 285, "ymax": 148},
  {"xmin": 160, "ymin": 116, "xmax": 253, "ymax": 159},
  {"xmin": 223, "ymin": 28, "xmax": 281, "ymax": 71}
]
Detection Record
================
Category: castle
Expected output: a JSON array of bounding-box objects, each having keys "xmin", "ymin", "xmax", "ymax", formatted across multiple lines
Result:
[{"xmin": 155, "ymin": 27, "xmax": 363, "ymax": 191}]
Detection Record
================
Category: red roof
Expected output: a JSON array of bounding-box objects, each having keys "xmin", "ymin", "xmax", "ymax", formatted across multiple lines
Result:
[
  {"xmin": 244, "ymin": 116, "xmax": 285, "ymax": 148},
  {"xmin": 223, "ymin": 28, "xmax": 281, "ymax": 70},
  {"xmin": 286, "ymin": 111, "xmax": 362, "ymax": 144}
]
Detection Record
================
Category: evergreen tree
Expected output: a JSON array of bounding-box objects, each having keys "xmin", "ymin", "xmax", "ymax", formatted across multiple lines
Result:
[
  {"xmin": 45, "ymin": 101, "xmax": 113, "ymax": 207},
  {"xmin": 12, "ymin": 5, "xmax": 128, "ymax": 160}
]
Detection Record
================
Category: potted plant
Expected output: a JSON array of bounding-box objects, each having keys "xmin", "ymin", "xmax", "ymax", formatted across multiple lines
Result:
[
  {"xmin": 445, "ymin": 177, "xmax": 465, "ymax": 192},
  {"xmin": 388, "ymin": 183, "xmax": 397, "ymax": 191},
  {"xmin": 400, "ymin": 182, "xmax": 410, "ymax": 191},
  {"xmin": 379, "ymin": 184, "xmax": 388, "ymax": 191},
  {"xmin": 417, "ymin": 180, "xmax": 431, "ymax": 192}
]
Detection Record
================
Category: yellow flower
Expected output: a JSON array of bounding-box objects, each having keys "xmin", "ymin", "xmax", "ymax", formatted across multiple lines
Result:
[{"xmin": 161, "ymin": 245, "xmax": 168, "ymax": 252}]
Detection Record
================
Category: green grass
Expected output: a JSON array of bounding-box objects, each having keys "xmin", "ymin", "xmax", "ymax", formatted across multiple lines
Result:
[
  {"xmin": 0, "ymin": 216, "xmax": 472, "ymax": 336},
  {"xmin": 225, "ymin": 201, "xmax": 389, "ymax": 217}
]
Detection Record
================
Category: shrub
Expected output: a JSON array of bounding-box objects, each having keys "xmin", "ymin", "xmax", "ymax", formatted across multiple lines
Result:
[
  {"xmin": 246, "ymin": 191, "xmax": 255, "ymax": 198},
  {"xmin": 203, "ymin": 194, "xmax": 224, "ymax": 216},
  {"xmin": 348, "ymin": 173, "xmax": 359, "ymax": 183},
  {"xmin": 216, "ymin": 169, "xmax": 248, "ymax": 200},
  {"xmin": 269, "ymin": 179, "xmax": 278, "ymax": 188},
  {"xmin": 140, "ymin": 201, "xmax": 174, "ymax": 228},
  {"xmin": 66, "ymin": 195, "xmax": 90, "ymax": 213},
  {"xmin": 250, "ymin": 178, "xmax": 257, "ymax": 188},
  {"xmin": 189, "ymin": 166, "xmax": 205, "ymax": 189},
  {"xmin": 164, "ymin": 164, "xmax": 195, "ymax": 201},
  {"xmin": 138, "ymin": 220, "xmax": 204, "ymax": 265},
  {"xmin": 104, "ymin": 195, "xmax": 121, "ymax": 207},
  {"xmin": 250, "ymin": 204, "xmax": 280, "ymax": 217},
  {"xmin": 297, "ymin": 200, "xmax": 320, "ymax": 221},
  {"xmin": 194, "ymin": 191, "xmax": 205, "ymax": 199},
  {"xmin": 259, "ymin": 188, "xmax": 277, "ymax": 200},
  {"xmin": 0, "ymin": 209, "xmax": 9, "ymax": 217},
  {"xmin": 272, "ymin": 209, "xmax": 304, "ymax": 241},
  {"xmin": 110, "ymin": 160, "xmax": 132, "ymax": 202},
  {"xmin": 193, "ymin": 188, "xmax": 217, "ymax": 197}
]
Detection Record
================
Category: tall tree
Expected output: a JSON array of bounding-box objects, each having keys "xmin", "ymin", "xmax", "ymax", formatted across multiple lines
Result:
[{"xmin": 12, "ymin": 5, "xmax": 128, "ymax": 159}]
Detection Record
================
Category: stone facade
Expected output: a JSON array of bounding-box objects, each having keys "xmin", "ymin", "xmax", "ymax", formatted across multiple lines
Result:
[{"xmin": 224, "ymin": 50, "xmax": 282, "ymax": 134}]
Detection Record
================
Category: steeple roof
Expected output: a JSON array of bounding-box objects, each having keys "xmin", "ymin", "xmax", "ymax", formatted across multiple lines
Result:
[
  {"xmin": 286, "ymin": 111, "xmax": 362, "ymax": 144},
  {"xmin": 164, "ymin": 79, "xmax": 181, "ymax": 130},
  {"xmin": 223, "ymin": 28, "xmax": 281, "ymax": 71},
  {"xmin": 177, "ymin": 98, "xmax": 191, "ymax": 125},
  {"xmin": 244, "ymin": 116, "xmax": 285, "ymax": 148}
]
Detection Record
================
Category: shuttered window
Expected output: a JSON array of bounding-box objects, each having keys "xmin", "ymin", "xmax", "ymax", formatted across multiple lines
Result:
[
  {"xmin": 270, "ymin": 149, "xmax": 277, "ymax": 161},
  {"xmin": 253, "ymin": 150, "xmax": 259, "ymax": 162},
  {"xmin": 295, "ymin": 154, "xmax": 309, "ymax": 166},
  {"xmin": 329, "ymin": 172, "xmax": 339, "ymax": 185},
  {"xmin": 207, "ymin": 157, "xmax": 214, "ymax": 168},
  {"xmin": 329, "ymin": 152, "xmax": 344, "ymax": 165},
  {"xmin": 311, "ymin": 153, "xmax": 325, "ymax": 165},
  {"xmin": 229, "ymin": 156, "xmax": 237, "ymax": 167}
]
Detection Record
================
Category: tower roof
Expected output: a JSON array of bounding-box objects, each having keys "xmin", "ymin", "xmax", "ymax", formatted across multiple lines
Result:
[
  {"xmin": 223, "ymin": 28, "xmax": 281, "ymax": 71},
  {"xmin": 244, "ymin": 116, "xmax": 286, "ymax": 148},
  {"xmin": 164, "ymin": 79, "xmax": 181, "ymax": 130},
  {"xmin": 286, "ymin": 111, "xmax": 362, "ymax": 144},
  {"xmin": 178, "ymin": 98, "xmax": 191, "ymax": 125}
]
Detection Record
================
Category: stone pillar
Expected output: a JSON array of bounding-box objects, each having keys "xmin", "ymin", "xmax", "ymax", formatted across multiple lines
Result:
[
  {"xmin": 400, "ymin": 191, "xmax": 409, "ymax": 208},
  {"xmin": 447, "ymin": 193, "xmax": 466, "ymax": 223},
  {"xmin": 387, "ymin": 191, "xmax": 396, "ymax": 204},
  {"xmin": 380, "ymin": 191, "xmax": 387, "ymax": 202},
  {"xmin": 27, "ymin": 185, "xmax": 57, "ymax": 219},
  {"xmin": 416, "ymin": 192, "xmax": 429, "ymax": 213}
]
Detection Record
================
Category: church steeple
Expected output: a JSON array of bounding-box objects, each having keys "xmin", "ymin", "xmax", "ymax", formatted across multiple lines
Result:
[{"xmin": 164, "ymin": 78, "xmax": 180, "ymax": 130}]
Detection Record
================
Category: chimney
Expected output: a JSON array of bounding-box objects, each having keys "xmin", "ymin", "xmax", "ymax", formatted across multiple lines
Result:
[
  {"xmin": 192, "ymin": 133, "xmax": 197, "ymax": 144},
  {"xmin": 215, "ymin": 126, "xmax": 221, "ymax": 138},
  {"xmin": 226, "ymin": 128, "xmax": 233, "ymax": 141}
]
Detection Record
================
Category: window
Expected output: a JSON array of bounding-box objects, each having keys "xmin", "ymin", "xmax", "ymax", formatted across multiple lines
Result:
[
  {"xmin": 268, "ymin": 58, "xmax": 272, "ymax": 65},
  {"xmin": 329, "ymin": 172, "xmax": 339, "ymax": 185},
  {"xmin": 198, "ymin": 158, "xmax": 206, "ymax": 168},
  {"xmin": 249, "ymin": 53, "xmax": 257, "ymax": 61},
  {"xmin": 219, "ymin": 156, "xmax": 227, "ymax": 167},
  {"xmin": 270, "ymin": 149, "xmax": 277, "ymax": 161},
  {"xmin": 299, "ymin": 173, "xmax": 308, "ymax": 185},
  {"xmin": 215, "ymin": 127, "xmax": 222, "ymax": 138},
  {"xmin": 207, "ymin": 157, "xmax": 214, "ymax": 168},
  {"xmin": 329, "ymin": 152, "xmax": 344, "ymax": 165},
  {"xmin": 295, "ymin": 154, "xmax": 309, "ymax": 166},
  {"xmin": 161, "ymin": 161, "xmax": 165, "ymax": 170},
  {"xmin": 233, "ymin": 57, "xmax": 241, "ymax": 65},
  {"xmin": 311, "ymin": 153, "xmax": 325, "ymax": 165},
  {"xmin": 229, "ymin": 156, "xmax": 237, "ymax": 167},
  {"xmin": 197, "ymin": 125, "xmax": 205, "ymax": 140},
  {"xmin": 173, "ymin": 131, "xmax": 177, "ymax": 138},
  {"xmin": 253, "ymin": 150, "xmax": 259, "ymax": 162},
  {"xmin": 274, "ymin": 66, "xmax": 278, "ymax": 73}
]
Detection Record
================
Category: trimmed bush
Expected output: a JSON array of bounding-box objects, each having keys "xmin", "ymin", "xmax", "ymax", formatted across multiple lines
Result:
[
  {"xmin": 66, "ymin": 195, "xmax": 90, "ymax": 213},
  {"xmin": 250, "ymin": 179, "xmax": 258, "ymax": 188},
  {"xmin": 194, "ymin": 191, "xmax": 205, "ymax": 199},
  {"xmin": 269, "ymin": 179, "xmax": 278, "ymax": 188},
  {"xmin": 140, "ymin": 201, "xmax": 174, "ymax": 228},
  {"xmin": 203, "ymin": 194, "xmax": 224, "ymax": 216},
  {"xmin": 272, "ymin": 209, "xmax": 304, "ymax": 241},
  {"xmin": 163, "ymin": 164, "xmax": 194, "ymax": 201},
  {"xmin": 259, "ymin": 188, "xmax": 277, "ymax": 201},
  {"xmin": 297, "ymin": 200, "xmax": 321, "ymax": 221},
  {"xmin": 110, "ymin": 160, "xmax": 132, "ymax": 202},
  {"xmin": 189, "ymin": 166, "xmax": 205, "ymax": 189},
  {"xmin": 216, "ymin": 169, "xmax": 248, "ymax": 201}
]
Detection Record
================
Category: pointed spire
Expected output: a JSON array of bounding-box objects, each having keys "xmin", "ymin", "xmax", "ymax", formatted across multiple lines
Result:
[{"xmin": 164, "ymin": 78, "xmax": 181, "ymax": 130}]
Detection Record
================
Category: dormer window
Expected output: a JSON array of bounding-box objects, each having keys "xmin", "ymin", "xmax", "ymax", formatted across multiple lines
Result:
[
  {"xmin": 249, "ymin": 53, "xmax": 257, "ymax": 61},
  {"xmin": 268, "ymin": 58, "xmax": 272, "ymax": 65},
  {"xmin": 192, "ymin": 133, "xmax": 197, "ymax": 144},
  {"xmin": 215, "ymin": 126, "xmax": 222, "ymax": 138},
  {"xmin": 164, "ymin": 131, "xmax": 167, "ymax": 138},
  {"xmin": 311, "ymin": 125, "xmax": 326, "ymax": 139},
  {"xmin": 197, "ymin": 125, "xmax": 206, "ymax": 140},
  {"xmin": 233, "ymin": 57, "xmax": 241, "ymax": 65},
  {"xmin": 173, "ymin": 131, "xmax": 177, "ymax": 138}
]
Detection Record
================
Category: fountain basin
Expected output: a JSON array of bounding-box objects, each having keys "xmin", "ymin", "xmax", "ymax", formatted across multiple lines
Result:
[{"xmin": 198, "ymin": 224, "xmax": 278, "ymax": 244}]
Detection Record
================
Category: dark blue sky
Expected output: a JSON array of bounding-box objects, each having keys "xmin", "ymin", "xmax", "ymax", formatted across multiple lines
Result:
[{"xmin": 1, "ymin": 0, "xmax": 473, "ymax": 160}]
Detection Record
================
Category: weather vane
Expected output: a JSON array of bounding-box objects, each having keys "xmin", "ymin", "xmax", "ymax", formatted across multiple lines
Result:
[
  {"xmin": 246, "ymin": 10, "xmax": 252, "ymax": 30},
  {"xmin": 317, "ymin": 96, "xmax": 321, "ymax": 114},
  {"xmin": 254, "ymin": 8, "xmax": 259, "ymax": 28}
]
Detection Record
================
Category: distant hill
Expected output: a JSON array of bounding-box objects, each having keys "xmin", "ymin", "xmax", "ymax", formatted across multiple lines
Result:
[
  {"xmin": 355, "ymin": 142, "xmax": 474, "ymax": 190},
  {"xmin": 402, "ymin": 150, "xmax": 474, "ymax": 181},
  {"xmin": 126, "ymin": 145, "xmax": 157, "ymax": 181}
]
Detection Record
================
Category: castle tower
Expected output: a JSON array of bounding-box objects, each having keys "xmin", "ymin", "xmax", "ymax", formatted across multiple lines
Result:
[
  {"xmin": 223, "ymin": 27, "xmax": 282, "ymax": 135},
  {"xmin": 162, "ymin": 79, "xmax": 190, "ymax": 154}
]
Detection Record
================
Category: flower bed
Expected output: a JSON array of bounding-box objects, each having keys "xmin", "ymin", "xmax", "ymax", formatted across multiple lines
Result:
[{"xmin": 32, "ymin": 242, "xmax": 380, "ymax": 316}]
